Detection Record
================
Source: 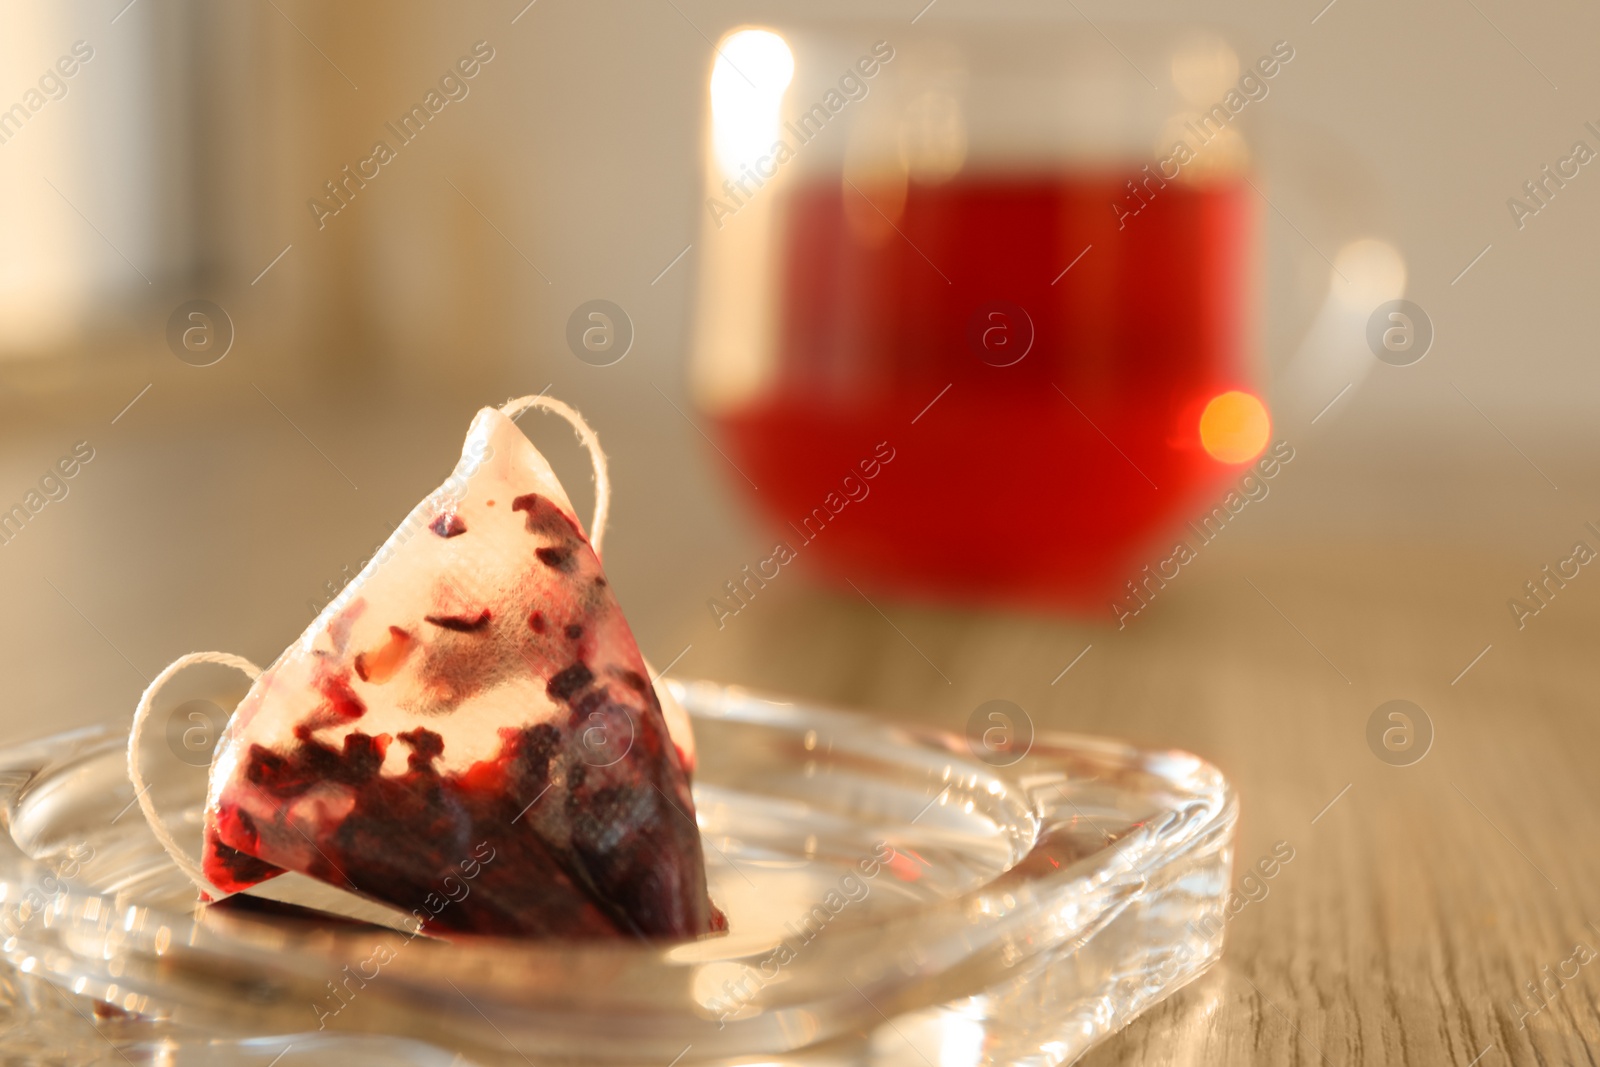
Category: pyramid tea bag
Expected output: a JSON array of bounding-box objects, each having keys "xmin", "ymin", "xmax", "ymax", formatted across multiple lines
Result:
[{"xmin": 196, "ymin": 401, "xmax": 719, "ymax": 939}]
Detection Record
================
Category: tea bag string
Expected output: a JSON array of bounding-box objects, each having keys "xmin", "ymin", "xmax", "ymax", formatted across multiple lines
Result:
[
  {"xmin": 498, "ymin": 393, "xmax": 610, "ymax": 559},
  {"xmin": 127, "ymin": 651, "xmax": 262, "ymax": 898}
]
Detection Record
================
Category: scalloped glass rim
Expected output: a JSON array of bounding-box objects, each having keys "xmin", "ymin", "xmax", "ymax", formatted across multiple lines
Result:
[{"xmin": 0, "ymin": 679, "xmax": 1237, "ymax": 1066}]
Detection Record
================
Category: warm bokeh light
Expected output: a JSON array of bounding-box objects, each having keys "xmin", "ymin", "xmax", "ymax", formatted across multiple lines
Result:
[
  {"xmin": 1170, "ymin": 34, "xmax": 1241, "ymax": 105},
  {"xmin": 1331, "ymin": 237, "xmax": 1407, "ymax": 310},
  {"xmin": 1199, "ymin": 390, "xmax": 1271, "ymax": 463},
  {"xmin": 710, "ymin": 28, "xmax": 794, "ymax": 178}
]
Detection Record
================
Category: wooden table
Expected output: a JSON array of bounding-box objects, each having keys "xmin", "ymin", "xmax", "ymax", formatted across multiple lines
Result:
[
  {"xmin": 4, "ymin": 387, "xmax": 1592, "ymax": 1065},
  {"xmin": 681, "ymin": 542, "xmax": 1599, "ymax": 1066}
]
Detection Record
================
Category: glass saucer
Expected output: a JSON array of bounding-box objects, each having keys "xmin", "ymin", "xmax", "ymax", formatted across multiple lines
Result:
[{"xmin": 0, "ymin": 679, "xmax": 1237, "ymax": 1066}]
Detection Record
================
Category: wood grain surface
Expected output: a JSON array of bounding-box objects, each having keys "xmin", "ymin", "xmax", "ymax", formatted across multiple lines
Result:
[
  {"xmin": 683, "ymin": 543, "xmax": 1600, "ymax": 1067},
  {"xmin": 3, "ymin": 386, "xmax": 1594, "ymax": 1065}
]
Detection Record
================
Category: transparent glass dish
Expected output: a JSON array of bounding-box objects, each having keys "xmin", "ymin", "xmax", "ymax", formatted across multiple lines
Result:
[{"xmin": 0, "ymin": 679, "xmax": 1236, "ymax": 1066}]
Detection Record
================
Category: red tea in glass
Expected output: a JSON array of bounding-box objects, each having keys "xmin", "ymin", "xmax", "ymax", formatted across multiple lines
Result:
[{"xmin": 693, "ymin": 26, "xmax": 1268, "ymax": 611}]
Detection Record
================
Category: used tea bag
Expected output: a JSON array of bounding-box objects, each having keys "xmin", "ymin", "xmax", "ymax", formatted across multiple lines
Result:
[{"xmin": 198, "ymin": 401, "xmax": 719, "ymax": 939}]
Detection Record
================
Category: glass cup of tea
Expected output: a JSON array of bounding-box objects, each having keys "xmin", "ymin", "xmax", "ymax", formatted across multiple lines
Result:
[{"xmin": 690, "ymin": 21, "xmax": 1319, "ymax": 612}]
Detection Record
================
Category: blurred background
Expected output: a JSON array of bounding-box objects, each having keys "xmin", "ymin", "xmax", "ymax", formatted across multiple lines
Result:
[
  {"xmin": 2, "ymin": 1, "xmax": 1599, "ymax": 1059},
  {"xmin": 3, "ymin": 0, "xmax": 1596, "ymax": 723}
]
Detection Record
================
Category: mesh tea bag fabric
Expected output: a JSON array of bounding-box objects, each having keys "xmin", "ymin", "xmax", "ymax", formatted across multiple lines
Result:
[{"xmin": 137, "ymin": 398, "xmax": 719, "ymax": 940}]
